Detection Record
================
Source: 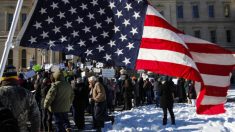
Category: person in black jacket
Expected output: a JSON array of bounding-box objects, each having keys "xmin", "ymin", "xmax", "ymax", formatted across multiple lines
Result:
[
  {"xmin": 188, "ymin": 81, "xmax": 197, "ymax": 106},
  {"xmin": 72, "ymin": 77, "xmax": 88, "ymax": 129},
  {"xmin": 122, "ymin": 75, "xmax": 133, "ymax": 110},
  {"xmin": 159, "ymin": 76, "xmax": 175, "ymax": 125},
  {"xmin": 40, "ymin": 73, "xmax": 53, "ymax": 131}
]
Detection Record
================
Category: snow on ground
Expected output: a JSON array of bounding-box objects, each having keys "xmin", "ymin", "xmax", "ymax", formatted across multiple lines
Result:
[
  {"xmin": 103, "ymin": 89, "xmax": 235, "ymax": 132},
  {"xmin": 227, "ymin": 89, "xmax": 235, "ymax": 99}
]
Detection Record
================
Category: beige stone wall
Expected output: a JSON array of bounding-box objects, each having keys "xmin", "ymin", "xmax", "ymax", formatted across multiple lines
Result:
[
  {"xmin": 0, "ymin": 0, "xmax": 62, "ymax": 71},
  {"xmin": 0, "ymin": 0, "xmax": 235, "ymax": 72},
  {"xmin": 149, "ymin": 0, "xmax": 177, "ymax": 27},
  {"xmin": 176, "ymin": 0, "xmax": 235, "ymax": 50}
]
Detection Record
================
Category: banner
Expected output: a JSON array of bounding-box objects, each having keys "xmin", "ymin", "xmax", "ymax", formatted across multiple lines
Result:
[
  {"xmin": 24, "ymin": 70, "xmax": 36, "ymax": 79},
  {"xmin": 32, "ymin": 64, "xmax": 41, "ymax": 72},
  {"xmin": 102, "ymin": 68, "xmax": 115, "ymax": 78}
]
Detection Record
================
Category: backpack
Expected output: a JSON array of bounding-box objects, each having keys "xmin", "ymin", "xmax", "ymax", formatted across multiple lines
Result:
[{"xmin": 0, "ymin": 101, "xmax": 20, "ymax": 132}]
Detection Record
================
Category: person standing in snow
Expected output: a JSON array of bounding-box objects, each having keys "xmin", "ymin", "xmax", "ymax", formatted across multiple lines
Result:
[
  {"xmin": 88, "ymin": 76, "xmax": 107, "ymax": 132},
  {"xmin": 188, "ymin": 81, "xmax": 197, "ymax": 106},
  {"xmin": 159, "ymin": 76, "xmax": 175, "ymax": 125}
]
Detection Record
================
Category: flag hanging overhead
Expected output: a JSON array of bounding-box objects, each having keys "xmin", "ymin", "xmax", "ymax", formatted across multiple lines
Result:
[{"xmin": 17, "ymin": 0, "xmax": 235, "ymax": 115}]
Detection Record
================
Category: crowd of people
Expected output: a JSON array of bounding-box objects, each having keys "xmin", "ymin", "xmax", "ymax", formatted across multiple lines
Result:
[{"xmin": 0, "ymin": 62, "xmax": 197, "ymax": 131}]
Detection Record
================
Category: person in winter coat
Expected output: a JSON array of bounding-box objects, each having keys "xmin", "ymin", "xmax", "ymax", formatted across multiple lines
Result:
[
  {"xmin": 188, "ymin": 81, "xmax": 197, "ymax": 106},
  {"xmin": 132, "ymin": 77, "xmax": 140, "ymax": 107},
  {"xmin": 72, "ymin": 77, "xmax": 88, "ymax": 129},
  {"xmin": 0, "ymin": 65, "xmax": 40, "ymax": 132},
  {"xmin": 122, "ymin": 75, "xmax": 133, "ymax": 110},
  {"xmin": 40, "ymin": 73, "xmax": 53, "ymax": 131},
  {"xmin": 159, "ymin": 76, "xmax": 175, "ymax": 125},
  {"xmin": 18, "ymin": 73, "xmax": 27, "ymax": 88},
  {"xmin": 176, "ymin": 78, "xmax": 187, "ymax": 103},
  {"xmin": 44, "ymin": 70, "xmax": 74, "ymax": 132},
  {"xmin": 153, "ymin": 78, "xmax": 160, "ymax": 107},
  {"xmin": 143, "ymin": 78, "xmax": 153, "ymax": 104},
  {"xmin": 88, "ymin": 76, "xmax": 107, "ymax": 132},
  {"xmin": 138, "ymin": 77, "xmax": 145, "ymax": 105}
]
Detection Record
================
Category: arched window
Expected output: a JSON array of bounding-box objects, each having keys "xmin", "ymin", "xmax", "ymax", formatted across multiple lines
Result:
[
  {"xmin": 22, "ymin": 49, "xmax": 27, "ymax": 68},
  {"xmin": 7, "ymin": 49, "xmax": 13, "ymax": 65}
]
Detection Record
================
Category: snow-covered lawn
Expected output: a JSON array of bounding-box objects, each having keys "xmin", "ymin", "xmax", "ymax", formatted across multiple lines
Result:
[{"xmin": 104, "ymin": 89, "xmax": 235, "ymax": 132}]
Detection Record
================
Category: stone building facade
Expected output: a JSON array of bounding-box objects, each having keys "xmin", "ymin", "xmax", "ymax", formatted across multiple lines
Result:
[
  {"xmin": 176, "ymin": 0, "xmax": 235, "ymax": 50},
  {"xmin": 0, "ymin": 0, "xmax": 61, "ymax": 71},
  {"xmin": 0, "ymin": 0, "xmax": 234, "ymax": 71},
  {"xmin": 149, "ymin": 0, "xmax": 177, "ymax": 26}
]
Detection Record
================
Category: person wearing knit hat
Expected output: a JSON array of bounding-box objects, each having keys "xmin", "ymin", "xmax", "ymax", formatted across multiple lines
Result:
[
  {"xmin": 0, "ymin": 65, "xmax": 40, "ymax": 131},
  {"xmin": 44, "ymin": 70, "xmax": 74, "ymax": 132},
  {"xmin": 1, "ymin": 65, "xmax": 18, "ymax": 86}
]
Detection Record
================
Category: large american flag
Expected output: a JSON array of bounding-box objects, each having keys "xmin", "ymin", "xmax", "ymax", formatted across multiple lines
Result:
[{"xmin": 18, "ymin": 0, "xmax": 235, "ymax": 115}]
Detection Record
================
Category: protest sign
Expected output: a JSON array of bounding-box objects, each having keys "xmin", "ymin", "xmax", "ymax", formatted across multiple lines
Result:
[{"xmin": 102, "ymin": 68, "xmax": 115, "ymax": 78}]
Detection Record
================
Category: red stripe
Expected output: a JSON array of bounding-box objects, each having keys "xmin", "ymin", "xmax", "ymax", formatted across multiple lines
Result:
[
  {"xmin": 196, "ymin": 103, "xmax": 225, "ymax": 115},
  {"xmin": 187, "ymin": 43, "xmax": 232, "ymax": 54},
  {"xmin": 196, "ymin": 63, "xmax": 233, "ymax": 76},
  {"xmin": 204, "ymin": 85, "xmax": 229, "ymax": 97},
  {"xmin": 140, "ymin": 38, "xmax": 192, "ymax": 57},
  {"xmin": 145, "ymin": 15, "xmax": 183, "ymax": 34},
  {"xmin": 135, "ymin": 59, "xmax": 202, "ymax": 82}
]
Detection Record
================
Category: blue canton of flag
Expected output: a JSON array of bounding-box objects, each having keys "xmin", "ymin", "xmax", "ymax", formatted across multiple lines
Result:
[{"xmin": 18, "ymin": 0, "xmax": 148, "ymax": 69}]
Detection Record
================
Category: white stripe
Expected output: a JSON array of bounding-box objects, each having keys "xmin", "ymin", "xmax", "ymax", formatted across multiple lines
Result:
[
  {"xmin": 233, "ymin": 54, "xmax": 235, "ymax": 58},
  {"xmin": 137, "ymin": 48, "xmax": 198, "ymax": 70},
  {"xmin": 146, "ymin": 5, "xmax": 166, "ymax": 21},
  {"xmin": 201, "ymin": 96, "xmax": 226, "ymax": 105},
  {"xmin": 191, "ymin": 52, "xmax": 235, "ymax": 65},
  {"xmin": 178, "ymin": 34, "xmax": 214, "ymax": 45},
  {"xmin": 16, "ymin": 0, "xmax": 38, "ymax": 45},
  {"xmin": 194, "ymin": 81, "xmax": 201, "ymax": 95},
  {"xmin": 201, "ymin": 74, "xmax": 231, "ymax": 87},
  {"xmin": 143, "ymin": 26, "xmax": 187, "ymax": 48}
]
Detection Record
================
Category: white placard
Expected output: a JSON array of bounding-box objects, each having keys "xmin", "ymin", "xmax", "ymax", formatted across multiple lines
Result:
[
  {"xmin": 80, "ymin": 64, "xmax": 84, "ymax": 69},
  {"xmin": 172, "ymin": 78, "xmax": 178, "ymax": 85},
  {"xmin": 45, "ymin": 64, "xmax": 53, "ymax": 71},
  {"xmin": 102, "ymin": 68, "xmax": 115, "ymax": 78},
  {"xmin": 86, "ymin": 65, "xmax": 93, "ymax": 70},
  {"xmin": 85, "ymin": 62, "xmax": 91, "ymax": 66},
  {"xmin": 81, "ymin": 71, "xmax": 86, "ymax": 78},
  {"xmin": 142, "ymin": 73, "xmax": 148, "ymax": 81},
  {"xmin": 93, "ymin": 68, "xmax": 101, "ymax": 73},
  {"xmin": 137, "ymin": 70, "xmax": 145, "ymax": 73},
  {"xmin": 24, "ymin": 70, "xmax": 36, "ymax": 79},
  {"xmin": 96, "ymin": 62, "xmax": 104, "ymax": 68},
  {"xmin": 51, "ymin": 65, "xmax": 60, "ymax": 72},
  {"xmin": 59, "ymin": 63, "xmax": 65, "ymax": 69},
  {"xmin": 66, "ymin": 55, "xmax": 74, "ymax": 60}
]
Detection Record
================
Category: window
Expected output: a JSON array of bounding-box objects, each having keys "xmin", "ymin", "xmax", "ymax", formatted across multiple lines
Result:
[
  {"xmin": 194, "ymin": 30, "xmax": 201, "ymax": 38},
  {"xmin": 21, "ymin": 13, "xmax": 27, "ymax": 26},
  {"xmin": 226, "ymin": 30, "xmax": 232, "ymax": 43},
  {"xmin": 177, "ymin": 5, "xmax": 184, "ymax": 18},
  {"xmin": 210, "ymin": 30, "xmax": 216, "ymax": 43},
  {"xmin": 7, "ymin": 50, "xmax": 13, "ymax": 66},
  {"xmin": 192, "ymin": 5, "xmax": 199, "ymax": 18},
  {"xmin": 208, "ymin": 5, "xmax": 214, "ymax": 18},
  {"xmin": 22, "ymin": 49, "xmax": 27, "ymax": 68},
  {"xmin": 7, "ymin": 13, "xmax": 13, "ymax": 31},
  {"xmin": 224, "ymin": 5, "xmax": 230, "ymax": 17}
]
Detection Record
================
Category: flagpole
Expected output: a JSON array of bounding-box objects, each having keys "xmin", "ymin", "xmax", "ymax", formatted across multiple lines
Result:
[{"xmin": 0, "ymin": 0, "xmax": 23, "ymax": 78}]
